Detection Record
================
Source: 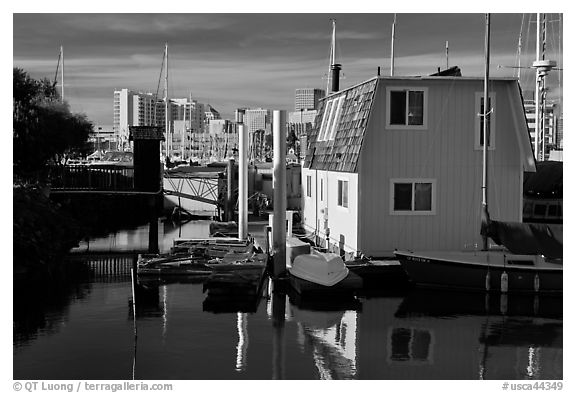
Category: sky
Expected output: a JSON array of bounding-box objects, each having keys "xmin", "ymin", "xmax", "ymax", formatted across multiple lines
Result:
[{"xmin": 12, "ymin": 10, "xmax": 564, "ymax": 125}]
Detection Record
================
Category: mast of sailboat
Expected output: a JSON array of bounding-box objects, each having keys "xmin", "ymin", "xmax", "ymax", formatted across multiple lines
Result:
[
  {"xmin": 181, "ymin": 96, "xmax": 186, "ymax": 160},
  {"xmin": 481, "ymin": 13, "xmax": 491, "ymax": 251},
  {"xmin": 61, "ymin": 46, "xmax": 64, "ymax": 101},
  {"xmin": 164, "ymin": 43, "xmax": 170, "ymax": 158},
  {"xmin": 53, "ymin": 46, "xmax": 64, "ymax": 101},
  {"xmin": 390, "ymin": 14, "xmax": 396, "ymax": 76}
]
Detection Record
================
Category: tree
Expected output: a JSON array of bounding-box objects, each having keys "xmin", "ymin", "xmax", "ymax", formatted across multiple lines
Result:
[{"xmin": 13, "ymin": 68, "xmax": 92, "ymax": 179}]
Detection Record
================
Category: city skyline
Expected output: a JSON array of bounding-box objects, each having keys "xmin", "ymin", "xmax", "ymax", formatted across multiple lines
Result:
[{"xmin": 13, "ymin": 12, "xmax": 563, "ymax": 125}]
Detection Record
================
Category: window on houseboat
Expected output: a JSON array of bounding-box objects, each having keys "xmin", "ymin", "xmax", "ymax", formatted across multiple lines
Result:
[
  {"xmin": 392, "ymin": 180, "xmax": 434, "ymax": 213},
  {"xmin": 318, "ymin": 96, "xmax": 345, "ymax": 141},
  {"xmin": 479, "ymin": 96, "xmax": 492, "ymax": 147},
  {"xmin": 306, "ymin": 175, "xmax": 312, "ymax": 198},
  {"xmin": 337, "ymin": 179, "xmax": 348, "ymax": 208},
  {"xmin": 475, "ymin": 92, "xmax": 496, "ymax": 150},
  {"xmin": 389, "ymin": 89, "xmax": 425, "ymax": 126}
]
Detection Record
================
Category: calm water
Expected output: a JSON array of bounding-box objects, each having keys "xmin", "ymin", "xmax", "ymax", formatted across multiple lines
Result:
[{"xmin": 13, "ymin": 221, "xmax": 563, "ymax": 380}]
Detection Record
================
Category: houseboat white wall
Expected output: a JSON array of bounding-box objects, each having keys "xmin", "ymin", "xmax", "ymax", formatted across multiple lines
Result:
[
  {"xmin": 301, "ymin": 167, "xmax": 359, "ymax": 257},
  {"xmin": 357, "ymin": 78, "xmax": 531, "ymax": 257}
]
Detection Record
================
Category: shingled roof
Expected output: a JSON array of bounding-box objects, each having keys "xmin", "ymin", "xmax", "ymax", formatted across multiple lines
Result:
[{"xmin": 303, "ymin": 78, "xmax": 378, "ymax": 172}]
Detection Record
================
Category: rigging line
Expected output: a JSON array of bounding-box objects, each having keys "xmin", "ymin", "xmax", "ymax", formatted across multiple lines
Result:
[
  {"xmin": 521, "ymin": 14, "xmax": 533, "ymax": 90},
  {"xmin": 515, "ymin": 14, "xmax": 526, "ymax": 80},
  {"xmin": 155, "ymin": 49, "xmax": 165, "ymax": 126}
]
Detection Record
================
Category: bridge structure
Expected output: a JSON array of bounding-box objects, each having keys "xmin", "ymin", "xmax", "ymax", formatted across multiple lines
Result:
[{"xmin": 48, "ymin": 164, "xmax": 227, "ymax": 207}]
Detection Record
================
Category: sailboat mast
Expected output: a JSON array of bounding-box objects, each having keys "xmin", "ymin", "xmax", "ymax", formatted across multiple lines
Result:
[
  {"xmin": 61, "ymin": 46, "xmax": 64, "ymax": 101},
  {"xmin": 182, "ymin": 98, "xmax": 186, "ymax": 160},
  {"xmin": 481, "ymin": 13, "xmax": 491, "ymax": 251},
  {"xmin": 164, "ymin": 43, "xmax": 170, "ymax": 158},
  {"xmin": 390, "ymin": 14, "xmax": 396, "ymax": 76},
  {"xmin": 534, "ymin": 13, "xmax": 542, "ymax": 161}
]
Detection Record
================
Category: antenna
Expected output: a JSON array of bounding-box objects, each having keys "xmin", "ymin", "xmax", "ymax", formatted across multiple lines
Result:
[{"xmin": 326, "ymin": 18, "xmax": 336, "ymax": 93}]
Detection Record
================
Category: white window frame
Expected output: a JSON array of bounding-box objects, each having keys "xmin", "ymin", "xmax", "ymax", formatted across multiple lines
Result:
[
  {"xmin": 306, "ymin": 175, "xmax": 312, "ymax": 198},
  {"xmin": 385, "ymin": 86, "xmax": 428, "ymax": 130},
  {"xmin": 389, "ymin": 178, "xmax": 436, "ymax": 215},
  {"xmin": 318, "ymin": 95, "xmax": 345, "ymax": 141},
  {"xmin": 474, "ymin": 92, "xmax": 496, "ymax": 150},
  {"xmin": 337, "ymin": 178, "xmax": 349, "ymax": 209}
]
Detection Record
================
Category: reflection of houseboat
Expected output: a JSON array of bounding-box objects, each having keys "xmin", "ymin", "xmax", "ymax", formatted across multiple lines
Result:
[{"xmin": 355, "ymin": 292, "xmax": 562, "ymax": 379}]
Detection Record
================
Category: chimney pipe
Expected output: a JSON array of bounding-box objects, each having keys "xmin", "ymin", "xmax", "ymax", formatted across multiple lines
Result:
[
  {"xmin": 330, "ymin": 64, "xmax": 341, "ymax": 93},
  {"xmin": 377, "ymin": 66, "xmax": 381, "ymax": 76}
]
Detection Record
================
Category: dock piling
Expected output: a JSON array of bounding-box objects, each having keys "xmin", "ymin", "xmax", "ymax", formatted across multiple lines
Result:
[
  {"xmin": 239, "ymin": 124, "xmax": 248, "ymax": 240},
  {"xmin": 272, "ymin": 110, "xmax": 287, "ymax": 278}
]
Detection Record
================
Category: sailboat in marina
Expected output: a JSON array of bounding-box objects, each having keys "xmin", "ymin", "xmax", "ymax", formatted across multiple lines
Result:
[{"xmin": 394, "ymin": 14, "xmax": 562, "ymax": 294}]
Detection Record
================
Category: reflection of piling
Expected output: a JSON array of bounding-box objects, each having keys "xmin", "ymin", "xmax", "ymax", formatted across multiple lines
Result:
[
  {"xmin": 271, "ymin": 284, "xmax": 286, "ymax": 379},
  {"xmin": 226, "ymin": 159, "xmax": 235, "ymax": 222},
  {"xmin": 148, "ymin": 196, "xmax": 159, "ymax": 254},
  {"xmin": 272, "ymin": 110, "xmax": 287, "ymax": 278},
  {"xmin": 129, "ymin": 126, "xmax": 163, "ymax": 254},
  {"xmin": 239, "ymin": 124, "xmax": 248, "ymax": 239}
]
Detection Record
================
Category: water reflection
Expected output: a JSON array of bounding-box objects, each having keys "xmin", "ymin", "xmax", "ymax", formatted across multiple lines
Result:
[
  {"xmin": 13, "ymin": 261, "xmax": 93, "ymax": 348},
  {"xmin": 288, "ymin": 294, "xmax": 361, "ymax": 380},
  {"xmin": 235, "ymin": 312, "xmax": 248, "ymax": 372},
  {"xmin": 15, "ymin": 220, "xmax": 562, "ymax": 380},
  {"xmin": 385, "ymin": 290, "xmax": 562, "ymax": 380}
]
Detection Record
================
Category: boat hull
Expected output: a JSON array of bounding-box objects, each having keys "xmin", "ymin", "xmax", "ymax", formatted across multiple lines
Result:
[{"xmin": 394, "ymin": 250, "xmax": 562, "ymax": 294}]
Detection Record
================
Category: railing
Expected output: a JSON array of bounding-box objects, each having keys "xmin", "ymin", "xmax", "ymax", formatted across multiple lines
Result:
[{"xmin": 49, "ymin": 164, "xmax": 135, "ymax": 191}]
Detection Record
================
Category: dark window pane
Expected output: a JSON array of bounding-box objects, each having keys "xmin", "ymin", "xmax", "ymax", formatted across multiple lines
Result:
[
  {"xmin": 338, "ymin": 180, "xmax": 348, "ymax": 208},
  {"xmin": 408, "ymin": 91, "xmax": 424, "ymax": 125},
  {"xmin": 480, "ymin": 97, "xmax": 491, "ymax": 146},
  {"xmin": 390, "ymin": 90, "xmax": 407, "ymax": 125},
  {"xmin": 534, "ymin": 204, "xmax": 547, "ymax": 216},
  {"xmin": 394, "ymin": 183, "xmax": 412, "ymax": 211},
  {"xmin": 411, "ymin": 330, "xmax": 432, "ymax": 361},
  {"xmin": 414, "ymin": 183, "xmax": 432, "ymax": 211},
  {"xmin": 391, "ymin": 328, "xmax": 411, "ymax": 361}
]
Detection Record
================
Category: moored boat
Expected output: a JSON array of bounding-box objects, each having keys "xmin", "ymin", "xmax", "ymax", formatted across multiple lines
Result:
[
  {"xmin": 289, "ymin": 251, "xmax": 362, "ymax": 296},
  {"xmin": 394, "ymin": 249, "xmax": 562, "ymax": 294},
  {"xmin": 394, "ymin": 15, "xmax": 562, "ymax": 294}
]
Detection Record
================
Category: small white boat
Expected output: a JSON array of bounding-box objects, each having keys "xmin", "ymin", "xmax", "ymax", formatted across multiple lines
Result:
[{"xmin": 290, "ymin": 251, "xmax": 349, "ymax": 286}]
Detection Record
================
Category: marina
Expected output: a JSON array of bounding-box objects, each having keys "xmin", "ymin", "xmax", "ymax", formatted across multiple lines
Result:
[{"xmin": 13, "ymin": 12, "xmax": 563, "ymax": 383}]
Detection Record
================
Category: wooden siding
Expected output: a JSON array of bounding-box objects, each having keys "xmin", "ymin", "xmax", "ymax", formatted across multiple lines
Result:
[{"xmin": 358, "ymin": 78, "xmax": 526, "ymax": 256}]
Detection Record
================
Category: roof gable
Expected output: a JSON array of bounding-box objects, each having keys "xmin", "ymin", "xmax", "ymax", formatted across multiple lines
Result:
[{"xmin": 304, "ymin": 78, "xmax": 378, "ymax": 172}]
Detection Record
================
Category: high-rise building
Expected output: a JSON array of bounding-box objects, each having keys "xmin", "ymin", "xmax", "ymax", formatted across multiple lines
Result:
[
  {"xmin": 244, "ymin": 108, "xmax": 271, "ymax": 134},
  {"xmin": 295, "ymin": 88, "xmax": 325, "ymax": 111},
  {"xmin": 523, "ymin": 99, "xmax": 559, "ymax": 159},
  {"xmin": 113, "ymin": 89, "xmax": 163, "ymax": 150},
  {"xmin": 288, "ymin": 110, "xmax": 318, "ymax": 126}
]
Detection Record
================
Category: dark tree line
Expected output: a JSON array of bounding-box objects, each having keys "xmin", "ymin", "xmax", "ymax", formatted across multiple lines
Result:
[{"xmin": 13, "ymin": 67, "xmax": 92, "ymax": 180}]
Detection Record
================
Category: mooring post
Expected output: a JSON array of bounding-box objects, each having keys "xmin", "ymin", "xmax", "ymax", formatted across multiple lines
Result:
[
  {"xmin": 226, "ymin": 158, "xmax": 235, "ymax": 222},
  {"xmin": 272, "ymin": 110, "xmax": 287, "ymax": 278},
  {"xmin": 239, "ymin": 124, "xmax": 248, "ymax": 240}
]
